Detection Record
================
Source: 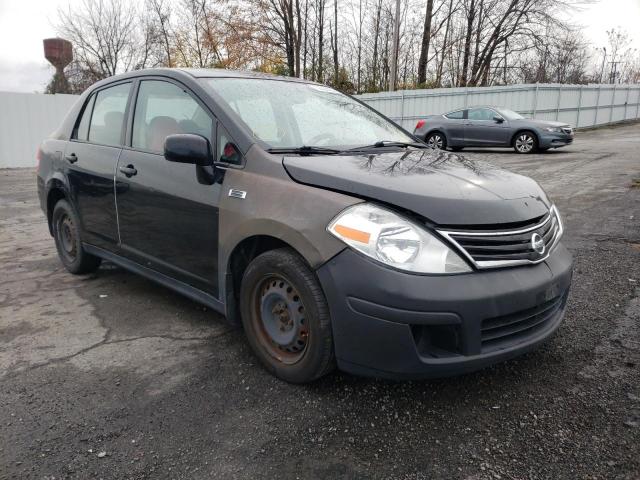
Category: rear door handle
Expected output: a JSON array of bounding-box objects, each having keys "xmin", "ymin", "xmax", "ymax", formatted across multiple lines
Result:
[
  {"xmin": 119, "ymin": 164, "xmax": 137, "ymax": 177},
  {"xmin": 65, "ymin": 153, "xmax": 78, "ymax": 163}
]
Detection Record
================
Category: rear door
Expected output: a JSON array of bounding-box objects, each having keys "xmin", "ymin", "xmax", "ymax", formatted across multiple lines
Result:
[
  {"xmin": 464, "ymin": 107, "xmax": 510, "ymax": 146},
  {"xmin": 65, "ymin": 81, "xmax": 132, "ymax": 251},
  {"xmin": 442, "ymin": 110, "xmax": 466, "ymax": 145},
  {"xmin": 115, "ymin": 78, "xmax": 223, "ymax": 296}
]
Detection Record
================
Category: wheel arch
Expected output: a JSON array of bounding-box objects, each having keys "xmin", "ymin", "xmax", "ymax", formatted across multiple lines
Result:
[
  {"xmin": 511, "ymin": 128, "xmax": 539, "ymax": 147},
  {"xmin": 45, "ymin": 178, "xmax": 71, "ymax": 236},
  {"xmin": 223, "ymin": 232, "xmax": 322, "ymax": 325},
  {"xmin": 424, "ymin": 129, "xmax": 449, "ymax": 149},
  {"xmin": 425, "ymin": 129, "xmax": 447, "ymax": 141}
]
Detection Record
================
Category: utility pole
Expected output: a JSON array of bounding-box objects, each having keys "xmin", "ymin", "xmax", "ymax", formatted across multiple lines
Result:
[
  {"xmin": 609, "ymin": 61, "xmax": 621, "ymax": 84},
  {"xmin": 388, "ymin": 0, "xmax": 401, "ymax": 92},
  {"xmin": 599, "ymin": 47, "xmax": 607, "ymax": 83}
]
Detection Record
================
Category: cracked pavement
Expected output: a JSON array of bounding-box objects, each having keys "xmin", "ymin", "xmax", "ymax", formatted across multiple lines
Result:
[{"xmin": 1, "ymin": 123, "xmax": 639, "ymax": 479}]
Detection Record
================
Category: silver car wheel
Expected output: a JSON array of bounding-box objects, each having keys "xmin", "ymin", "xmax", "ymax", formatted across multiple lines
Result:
[
  {"xmin": 515, "ymin": 134, "xmax": 534, "ymax": 153},
  {"xmin": 427, "ymin": 134, "xmax": 444, "ymax": 149}
]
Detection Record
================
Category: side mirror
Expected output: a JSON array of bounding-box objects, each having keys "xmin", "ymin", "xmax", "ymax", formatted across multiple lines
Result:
[
  {"xmin": 493, "ymin": 116, "xmax": 504, "ymax": 123},
  {"xmin": 164, "ymin": 134, "xmax": 212, "ymax": 166}
]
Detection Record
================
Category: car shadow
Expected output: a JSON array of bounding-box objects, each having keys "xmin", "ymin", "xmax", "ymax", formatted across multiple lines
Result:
[{"xmin": 457, "ymin": 148, "xmax": 572, "ymax": 155}]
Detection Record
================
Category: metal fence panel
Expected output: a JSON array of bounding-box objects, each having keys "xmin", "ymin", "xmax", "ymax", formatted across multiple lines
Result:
[
  {"xmin": 0, "ymin": 92, "xmax": 78, "ymax": 168},
  {"xmin": 1, "ymin": 84, "xmax": 639, "ymax": 168},
  {"xmin": 356, "ymin": 83, "xmax": 640, "ymax": 132}
]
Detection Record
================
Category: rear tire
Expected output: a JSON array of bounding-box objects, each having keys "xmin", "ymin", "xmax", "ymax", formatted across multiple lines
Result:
[
  {"xmin": 52, "ymin": 199, "xmax": 102, "ymax": 274},
  {"xmin": 239, "ymin": 248, "xmax": 335, "ymax": 383},
  {"xmin": 425, "ymin": 132, "xmax": 447, "ymax": 150},
  {"xmin": 513, "ymin": 131, "xmax": 538, "ymax": 154}
]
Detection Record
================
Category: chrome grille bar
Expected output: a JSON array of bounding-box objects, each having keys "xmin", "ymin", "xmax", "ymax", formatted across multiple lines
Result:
[{"xmin": 437, "ymin": 205, "xmax": 563, "ymax": 269}]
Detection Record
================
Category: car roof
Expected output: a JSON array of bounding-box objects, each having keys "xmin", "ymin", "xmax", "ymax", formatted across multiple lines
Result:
[
  {"xmin": 443, "ymin": 106, "xmax": 505, "ymax": 115},
  {"xmin": 93, "ymin": 67, "xmax": 317, "ymax": 86}
]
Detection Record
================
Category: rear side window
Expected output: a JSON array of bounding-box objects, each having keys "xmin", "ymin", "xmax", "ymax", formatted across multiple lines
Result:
[
  {"xmin": 132, "ymin": 80, "xmax": 213, "ymax": 154},
  {"xmin": 88, "ymin": 83, "xmax": 131, "ymax": 146},
  {"xmin": 445, "ymin": 110, "xmax": 464, "ymax": 119},
  {"xmin": 75, "ymin": 94, "xmax": 95, "ymax": 141}
]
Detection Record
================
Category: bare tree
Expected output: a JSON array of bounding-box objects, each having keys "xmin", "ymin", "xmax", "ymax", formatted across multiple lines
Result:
[
  {"xmin": 417, "ymin": 0, "xmax": 434, "ymax": 85},
  {"xmin": 57, "ymin": 0, "xmax": 155, "ymax": 80}
]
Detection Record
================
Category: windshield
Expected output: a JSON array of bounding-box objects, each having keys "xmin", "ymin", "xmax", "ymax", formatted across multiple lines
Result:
[
  {"xmin": 496, "ymin": 108, "xmax": 524, "ymax": 120},
  {"xmin": 200, "ymin": 78, "xmax": 414, "ymax": 149}
]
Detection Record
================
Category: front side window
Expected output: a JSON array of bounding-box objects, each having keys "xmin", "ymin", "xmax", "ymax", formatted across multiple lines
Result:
[
  {"xmin": 201, "ymin": 78, "xmax": 413, "ymax": 149},
  {"xmin": 132, "ymin": 80, "xmax": 213, "ymax": 153},
  {"xmin": 88, "ymin": 83, "xmax": 131, "ymax": 146},
  {"xmin": 496, "ymin": 108, "xmax": 524, "ymax": 120},
  {"xmin": 217, "ymin": 124, "xmax": 241, "ymax": 165},
  {"xmin": 467, "ymin": 108, "xmax": 495, "ymax": 121}
]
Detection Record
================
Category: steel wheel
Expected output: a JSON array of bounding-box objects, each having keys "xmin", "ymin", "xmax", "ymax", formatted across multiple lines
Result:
[
  {"xmin": 514, "ymin": 133, "xmax": 536, "ymax": 153},
  {"xmin": 426, "ymin": 133, "xmax": 445, "ymax": 149},
  {"xmin": 253, "ymin": 274, "xmax": 310, "ymax": 365},
  {"xmin": 240, "ymin": 248, "xmax": 335, "ymax": 383},
  {"xmin": 51, "ymin": 199, "xmax": 101, "ymax": 274},
  {"xmin": 56, "ymin": 213, "xmax": 78, "ymax": 264}
]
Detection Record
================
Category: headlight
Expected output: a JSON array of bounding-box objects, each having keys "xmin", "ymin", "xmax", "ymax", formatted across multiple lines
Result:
[
  {"xmin": 545, "ymin": 126, "xmax": 562, "ymax": 133},
  {"xmin": 328, "ymin": 204, "xmax": 471, "ymax": 274}
]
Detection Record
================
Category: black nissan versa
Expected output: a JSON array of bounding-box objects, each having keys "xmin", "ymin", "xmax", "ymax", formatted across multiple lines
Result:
[{"xmin": 37, "ymin": 68, "xmax": 573, "ymax": 383}]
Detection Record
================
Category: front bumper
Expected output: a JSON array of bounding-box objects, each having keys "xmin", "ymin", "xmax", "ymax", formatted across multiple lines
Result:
[
  {"xmin": 539, "ymin": 132, "xmax": 573, "ymax": 148},
  {"xmin": 316, "ymin": 244, "xmax": 573, "ymax": 380}
]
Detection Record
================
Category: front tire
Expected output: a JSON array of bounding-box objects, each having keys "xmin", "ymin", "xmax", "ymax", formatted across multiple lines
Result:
[
  {"xmin": 513, "ymin": 131, "xmax": 538, "ymax": 154},
  {"xmin": 239, "ymin": 248, "xmax": 335, "ymax": 383},
  {"xmin": 52, "ymin": 199, "xmax": 102, "ymax": 274},
  {"xmin": 425, "ymin": 132, "xmax": 447, "ymax": 150}
]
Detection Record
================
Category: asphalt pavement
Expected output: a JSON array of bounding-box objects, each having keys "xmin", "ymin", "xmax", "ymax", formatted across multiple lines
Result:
[{"xmin": 1, "ymin": 122, "xmax": 639, "ymax": 479}]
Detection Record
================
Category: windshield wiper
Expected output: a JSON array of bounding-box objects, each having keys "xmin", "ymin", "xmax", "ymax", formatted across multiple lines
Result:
[
  {"xmin": 346, "ymin": 140, "xmax": 428, "ymax": 152},
  {"xmin": 267, "ymin": 146, "xmax": 343, "ymax": 156}
]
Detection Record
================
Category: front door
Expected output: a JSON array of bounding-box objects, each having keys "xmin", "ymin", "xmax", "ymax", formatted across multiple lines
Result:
[
  {"xmin": 65, "ymin": 82, "xmax": 132, "ymax": 250},
  {"xmin": 464, "ymin": 107, "xmax": 510, "ymax": 146},
  {"xmin": 115, "ymin": 79, "xmax": 222, "ymax": 296}
]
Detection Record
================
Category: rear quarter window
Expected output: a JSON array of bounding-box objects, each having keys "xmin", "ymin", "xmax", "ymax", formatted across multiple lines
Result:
[
  {"xmin": 74, "ymin": 95, "xmax": 95, "ymax": 141},
  {"xmin": 445, "ymin": 110, "xmax": 464, "ymax": 119}
]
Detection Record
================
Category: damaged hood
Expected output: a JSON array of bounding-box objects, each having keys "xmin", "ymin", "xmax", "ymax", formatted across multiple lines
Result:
[{"xmin": 283, "ymin": 149, "xmax": 550, "ymax": 225}]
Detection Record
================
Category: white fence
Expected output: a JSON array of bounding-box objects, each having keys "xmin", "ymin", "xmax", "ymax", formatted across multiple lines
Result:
[
  {"xmin": 357, "ymin": 83, "xmax": 640, "ymax": 131},
  {"xmin": 1, "ymin": 83, "xmax": 639, "ymax": 168},
  {"xmin": 0, "ymin": 92, "xmax": 78, "ymax": 168}
]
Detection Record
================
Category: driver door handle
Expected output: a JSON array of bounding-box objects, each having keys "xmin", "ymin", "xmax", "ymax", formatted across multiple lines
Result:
[
  {"xmin": 65, "ymin": 153, "xmax": 78, "ymax": 163},
  {"xmin": 119, "ymin": 164, "xmax": 137, "ymax": 177}
]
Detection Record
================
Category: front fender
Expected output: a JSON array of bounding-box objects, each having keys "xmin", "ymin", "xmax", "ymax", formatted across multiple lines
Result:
[{"xmin": 217, "ymin": 161, "xmax": 362, "ymax": 301}]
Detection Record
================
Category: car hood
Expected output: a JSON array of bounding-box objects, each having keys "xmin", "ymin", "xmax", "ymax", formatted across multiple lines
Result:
[
  {"xmin": 512, "ymin": 118, "xmax": 569, "ymax": 128},
  {"xmin": 283, "ymin": 149, "xmax": 550, "ymax": 225}
]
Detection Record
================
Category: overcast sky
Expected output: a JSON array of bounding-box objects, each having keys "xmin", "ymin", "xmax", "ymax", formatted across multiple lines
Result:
[{"xmin": 0, "ymin": 0, "xmax": 638, "ymax": 93}]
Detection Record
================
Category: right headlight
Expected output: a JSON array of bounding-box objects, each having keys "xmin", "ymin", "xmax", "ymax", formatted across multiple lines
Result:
[{"xmin": 327, "ymin": 203, "xmax": 471, "ymax": 274}]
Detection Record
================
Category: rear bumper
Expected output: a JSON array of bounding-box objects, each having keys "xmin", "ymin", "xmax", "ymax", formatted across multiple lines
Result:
[{"xmin": 316, "ymin": 244, "xmax": 573, "ymax": 380}]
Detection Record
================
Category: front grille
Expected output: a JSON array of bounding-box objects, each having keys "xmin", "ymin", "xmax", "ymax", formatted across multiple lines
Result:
[
  {"xmin": 481, "ymin": 294, "xmax": 566, "ymax": 352},
  {"xmin": 438, "ymin": 206, "xmax": 563, "ymax": 269}
]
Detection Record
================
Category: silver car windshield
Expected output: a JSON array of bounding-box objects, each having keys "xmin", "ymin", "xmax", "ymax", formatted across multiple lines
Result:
[
  {"xmin": 496, "ymin": 108, "xmax": 524, "ymax": 120},
  {"xmin": 200, "ymin": 78, "xmax": 413, "ymax": 149}
]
